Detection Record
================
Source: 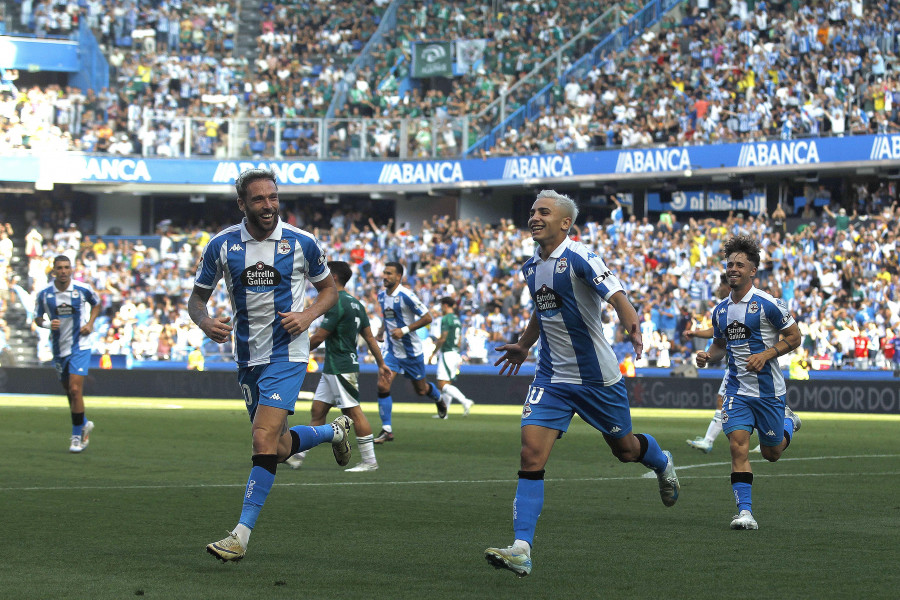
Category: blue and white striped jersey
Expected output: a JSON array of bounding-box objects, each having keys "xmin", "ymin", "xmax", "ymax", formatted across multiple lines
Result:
[
  {"xmin": 712, "ymin": 286, "xmax": 795, "ymax": 398},
  {"xmin": 194, "ymin": 218, "xmax": 330, "ymax": 367},
  {"xmin": 378, "ymin": 284, "xmax": 429, "ymax": 359},
  {"xmin": 523, "ymin": 237, "xmax": 625, "ymax": 386},
  {"xmin": 36, "ymin": 281, "xmax": 100, "ymax": 358}
]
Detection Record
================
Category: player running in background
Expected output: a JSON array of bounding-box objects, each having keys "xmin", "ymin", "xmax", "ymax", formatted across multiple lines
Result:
[
  {"xmin": 485, "ymin": 190, "xmax": 679, "ymax": 577},
  {"xmin": 427, "ymin": 296, "xmax": 474, "ymax": 417},
  {"xmin": 190, "ymin": 168, "xmax": 352, "ymax": 562},
  {"xmin": 695, "ymin": 235, "xmax": 802, "ymax": 530},
  {"xmin": 34, "ymin": 255, "xmax": 101, "ymax": 453},
  {"xmin": 286, "ymin": 260, "xmax": 391, "ymax": 472},
  {"xmin": 373, "ymin": 261, "xmax": 445, "ymax": 443}
]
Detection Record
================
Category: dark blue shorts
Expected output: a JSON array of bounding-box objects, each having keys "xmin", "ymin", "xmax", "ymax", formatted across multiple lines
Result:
[
  {"xmin": 520, "ymin": 379, "xmax": 633, "ymax": 438},
  {"xmin": 384, "ymin": 351, "xmax": 427, "ymax": 381},
  {"xmin": 721, "ymin": 393, "xmax": 786, "ymax": 447},
  {"xmin": 237, "ymin": 362, "xmax": 307, "ymax": 423},
  {"xmin": 54, "ymin": 349, "xmax": 91, "ymax": 381}
]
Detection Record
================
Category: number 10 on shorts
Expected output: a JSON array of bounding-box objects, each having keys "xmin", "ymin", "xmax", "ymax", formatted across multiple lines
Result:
[{"xmin": 526, "ymin": 386, "xmax": 545, "ymax": 404}]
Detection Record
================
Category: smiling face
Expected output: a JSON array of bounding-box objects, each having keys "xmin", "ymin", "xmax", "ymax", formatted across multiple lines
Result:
[
  {"xmin": 725, "ymin": 251, "xmax": 757, "ymax": 298},
  {"xmin": 237, "ymin": 178, "xmax": 279, "ymax": 240},
  {"xmin": 528, "ymin": 196, "xmax": 571, "ymax": 253}
]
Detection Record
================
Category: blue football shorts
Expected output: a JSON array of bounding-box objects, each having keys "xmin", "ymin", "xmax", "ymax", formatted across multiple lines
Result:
[
  {"xmin": 237, "ymin": 361, "xmax": 307, "ymax": 423},
  {"xmin": 384, "ymin": 351, "xmax": 427, "ymax": 381},
  {"xmin": 54, "ymin": 348, "xmax": 91, "ymax": 381},
  {"xmin": 520, "ymin": 379, "xmax": 633, "ymax": 438},
  {"xmin": 721, "ymin": 393, "xmax": 786, "ymax": 447}
]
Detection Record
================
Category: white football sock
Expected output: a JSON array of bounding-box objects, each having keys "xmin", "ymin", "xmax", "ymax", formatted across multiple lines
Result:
[
  {"xmin": 233, "ymin": 523, "xmax": 251, "ymax": 548},
  {"xmin": 443, "ymin": 384, "xmax": 468, "ymax": 405},
  {"xmin": 356, "ymin": 434, "xmax": 376, "ymax": 464},
  {"xmin": 705, "ymin": 409, "xmax": 723, "ymax": 442}
]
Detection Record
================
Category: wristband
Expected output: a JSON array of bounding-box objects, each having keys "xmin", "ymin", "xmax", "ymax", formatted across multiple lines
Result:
[
  {"xmin": 36, "ymin": 320, "xmax": 50, "ymax": 329},
  {"xmin": 400, "ymin": 326, "xmax": 410, "ymax": 336}
]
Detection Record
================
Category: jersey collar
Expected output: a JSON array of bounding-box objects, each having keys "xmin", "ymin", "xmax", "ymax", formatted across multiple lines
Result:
[
  {"xmin": 53, "ymin": 281, "xmax": 74, "ymax": 293},
  {"xmin": 533, "ymin": 236, "xmax": 571, "ymax": 263},
  {"xmin": 728, "ymin": 285, "xmax": 758, "ymax": 305},
  {"xmin": 240, "ymin": 217, "xmax": 284, "ymax": 242}
]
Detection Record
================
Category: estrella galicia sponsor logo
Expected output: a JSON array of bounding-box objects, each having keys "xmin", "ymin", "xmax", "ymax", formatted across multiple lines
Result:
[
  {"xmin": 56, "ymin": 302, "xmax": 73, "ymax": 316},
  {"xmin": 241, "ymin": 261, "xmax": 282, "ymax": 291},
  {"xmin": 727, "ymin": 320, "xmax": 752, "ymax": 341},
  {"xmin": 869, "ymin": 135, "xmax": 900, "ymax": 160},
  {"xmin": 615, "ymin": 147, "xmax": 691, "ymax": 173},
  {"xmin": 213, "ymin": 161, "xmax": 321, "ymax": 184},
  {"xmin": 737, "ymin": 140, "xmax": 820, "ymax": 167},
  {"xmin": 534, "ymin": 284, "xmax": 562, "ymax": 315},
  {"xmin": 377, "ymin": 161, "xmax": 464, "ymax": 184},
  {"xmin": 383, "ymin": 308, "xmax": 396, "ymax": 320},
  {"xmin": 502, "ymin": 155, "xmax": 574, "ymax": 179},
  {"xmin": 592, "ymin": 270, "xmax": 613, "ymax": 286}
]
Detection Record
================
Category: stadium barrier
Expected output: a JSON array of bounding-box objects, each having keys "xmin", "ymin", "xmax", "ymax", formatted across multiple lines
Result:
[{"xmin": 2, "ymin": 368, "xmax": 898, "ymax": 414}]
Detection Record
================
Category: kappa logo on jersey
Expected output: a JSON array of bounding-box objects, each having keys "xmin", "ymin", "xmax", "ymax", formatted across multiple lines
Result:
[
  {"xmin": 727, "ymin": 320, "xmax": 752, "ymax": 341},
  {"xmin": 587, "ymin": 252, "xmax": 598, "ymax": 259},
  {"xmin": 765, "ymin": 429, "xmax": 776, "ymax": 437},
  {"xmin": 609, "ymin": 426, "xmax": 621, "ymax": 434},
  {"xmin": 277, "ymin": 239, "xmax": 291, "ymax": 255},
  {"xmin": 56, "ymin": 302, "xmax": 74, "ymax": 316},
  {"xmin": 534, "ymin": 284, "xmax": 562, "ymax": 314},
  {"xmin": 230, "ymin": 243, "xmax": 244, "ymax": 252},
  {"xmin": 592, "ymin": 270, "xmax": 613, "ymax": 286},
  {"xmin": 271, "ymin": 393, "xmax": 282, "ymax": 401},
  {"xmin": 555, "ymin": 257, "xmax": 568, "ymax": 274},
  {"xmin": 525, "ymin": 266, "xmax": 535, "ymax": 277},
  {"xmin": 748, "ymin": 301, "xmax": 759, "ymax": 314},
  {"xmin": 240, "ymin": 262, "xmax": 282, "ymax": 290}
]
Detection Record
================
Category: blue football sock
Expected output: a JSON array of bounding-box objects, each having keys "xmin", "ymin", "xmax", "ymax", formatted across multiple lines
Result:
[
  {"xmin": 783, "ymin": 418, "xmax": 794, "ymax": 444},
  {"xmin": 731, "ymin": 472, "xmax": 753, "ymax": 513},
  {"xmin": 238, "ymin": 463, "xmax": 276, "ymax": 530},
  {"xmin": 426, "ymin": 382, "xmax": 441, "ymax": 402},
  {"xmin": 636, "ymin": 433, "xmax": 668, "ymax": 472},
  {"xmin": 289, "ymin": 425, "xmax": 334, "ymax": 452},
  {"xmin": 378, "ymin": 395, "xmax": 392, "ymax": 427},
  {"xmin": 513, "ymin": 471, "xmax": 544, "ymax": 547}
]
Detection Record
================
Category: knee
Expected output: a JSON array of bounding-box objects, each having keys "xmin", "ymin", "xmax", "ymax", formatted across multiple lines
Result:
[
  {"xmin": 761, "ymin": 447, "xmax": 782, "ymax": 462},
  {"xmin": 611, "ymin": 445, "xmax": 639, "ymax": 463},
  {"xmin": 519, "ymin": 447, "xmax": 545, "ymax": 471}
]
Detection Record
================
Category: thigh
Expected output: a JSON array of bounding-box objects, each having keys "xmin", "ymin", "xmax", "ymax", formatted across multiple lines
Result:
[{"xmin": 753, "ymin": 394, "xmax": 786, "ymax": 447}]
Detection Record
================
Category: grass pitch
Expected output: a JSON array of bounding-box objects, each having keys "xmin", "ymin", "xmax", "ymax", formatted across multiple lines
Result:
[{"xmin": 2, "ymin": 395, "xmax": 898, "ymax": 599}]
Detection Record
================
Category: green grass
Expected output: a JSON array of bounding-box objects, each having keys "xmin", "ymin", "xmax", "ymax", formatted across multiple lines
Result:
[{"xmin": 2, "ymin": 399, "xmax": 899, "ymax": 599}]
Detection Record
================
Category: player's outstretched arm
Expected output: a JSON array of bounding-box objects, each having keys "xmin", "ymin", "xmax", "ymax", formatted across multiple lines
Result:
[
  {"xmin": 683, "ymin": 326, "xmax": 714, "ymax": 340},
  {"xmin": 495, "ymin": 312, "xmax": 539, "ymax": 376}
]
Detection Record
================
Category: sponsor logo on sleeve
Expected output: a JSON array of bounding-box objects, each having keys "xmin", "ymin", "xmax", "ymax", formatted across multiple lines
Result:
[{"xmin": 592, "ymin": 270, "xmax": 613, "ymax": 286}]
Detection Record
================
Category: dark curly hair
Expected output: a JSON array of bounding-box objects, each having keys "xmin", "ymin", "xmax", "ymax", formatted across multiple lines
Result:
[{"xmin": 722, "ymin": 235, "xmax": 760, "ymax": 267}]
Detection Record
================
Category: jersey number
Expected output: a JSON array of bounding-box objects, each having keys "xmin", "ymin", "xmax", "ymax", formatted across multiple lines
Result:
[
  {"xmin": 240, "ymin": 384, "xmax": 254, "ymax": 408},
  {"xmin": 526, "ymin": 386, "xmax": 545, "ymax": 404}
]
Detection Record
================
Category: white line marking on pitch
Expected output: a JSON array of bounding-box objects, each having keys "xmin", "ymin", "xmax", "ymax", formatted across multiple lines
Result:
[
  {"xmin": 640, "ymin": 453, "xmax": 900, "ymax": 477},
  {"xmin": 2, "ymin": 454, "xmax": 898, "ymax": 492}
]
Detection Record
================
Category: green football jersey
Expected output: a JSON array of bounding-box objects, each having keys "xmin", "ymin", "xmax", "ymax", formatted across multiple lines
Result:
[
  {"xmin": 321, "ymin": 290, "xmax": 370, "ymax": 374},
  {"xmin": 440, "ymin": 313, "xmax": 461, "ymax": 352}
]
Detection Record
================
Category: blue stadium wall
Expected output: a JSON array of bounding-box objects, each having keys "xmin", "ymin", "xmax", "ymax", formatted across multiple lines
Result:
[{"xmin": 2, "ymin": 368, "xmax": 898, "ymax": 414}]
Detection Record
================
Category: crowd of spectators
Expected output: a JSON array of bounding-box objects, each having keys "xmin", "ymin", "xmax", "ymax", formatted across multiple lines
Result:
[
  {"xmin": 8, "ymin": 188, "xmax": 900, "ymax": 374},
  {"xmin": 3, "ymin": 1, "xmax": 900, "ymax": 159},
  {"xmin": 486, "ymin": 1, "xmax": 900, "ymax": 155}
]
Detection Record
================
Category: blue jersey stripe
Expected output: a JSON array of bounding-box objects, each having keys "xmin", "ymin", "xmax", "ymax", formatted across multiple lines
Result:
[
  {"xmin": 45, "ymin": 291, "xmax": 61, "ymax": 358},
  {"xmin": 556, "ymin": 262, "xmax": 603, "ymax": 382},
  {"xmin": 270, "ymin": 243, "xmax": 295, "ymax": 362}
]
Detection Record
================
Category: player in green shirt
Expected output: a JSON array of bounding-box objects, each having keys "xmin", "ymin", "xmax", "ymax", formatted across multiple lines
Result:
[
  {"xmin": 286, "ymin": 261, "xmax": 390, "ymax": 472},
  {"xmin": 428, "ymin": 297, "xmax": 475, "ymax": 416}
]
